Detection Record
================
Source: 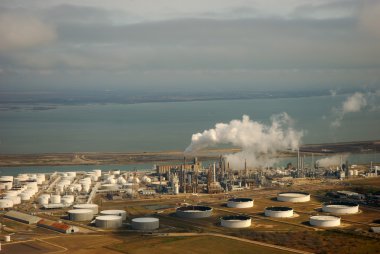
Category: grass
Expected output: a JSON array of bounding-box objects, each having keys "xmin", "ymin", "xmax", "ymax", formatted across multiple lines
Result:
[{"xmin": 108, "ymin": 235, "xmax": 294, "ymax": 254}]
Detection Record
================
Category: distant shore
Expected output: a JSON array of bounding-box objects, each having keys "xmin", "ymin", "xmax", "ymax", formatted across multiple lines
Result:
[{"xmin": 0, "ymin": 140, "xmax": 378, "ymax": 167}]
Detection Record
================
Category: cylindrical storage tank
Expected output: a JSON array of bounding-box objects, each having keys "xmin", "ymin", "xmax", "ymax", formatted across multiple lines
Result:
[
  {"xmin": 95, "ymin": 215, "xmax": 122, "ymax": 229},
  {"xmin": 322, "ymin": 202, "xmax": 359, "ymax": 214},
  {"xmin": 277, "ymin": 192, "xmax": 310, "ymax": 203},
  {"xmin": 131, "ymin": 217, "xmax": 159, "ymax": 230},
  {"xmin": 68, "ymin": 209, "xmax": 94, "ymax": 221},
  {"xmin": 0, "ymin": 176, "xmax": 13, "ymax": 182},
  {"xmin": 82, "ymin": 184, "xmax": 91, "ymax": 193},
  {"xmin": 74, "ymin": 204, "xmax": 99, "ymax": 214},
  {"xmin": 176, "ymin": 206, "xmax": 213, "ymax": 219},
  {"xmin": 310, "ymin": 216, "xmax": 341, "ymax": 227},
  {"xmin": 265, "ymin": 206, "xmax": 294, "ymax": 218},
  {"xmin": 5, "ymin": 190, "xmax": 19, "ymax": 197},
  {"xmin": 0, "ymin": 181, "xmax": 13, "ymax": 190},
  {"xmin": 61, "ymin": 195, "xmax": 75, "ymax": 205},
  {"xmin": 220, "ymin": 215, "xmax": 251, "ymax": 228},
  {"xmin": 20, "ymin": 192, "xmax": 32, "ymax": 201},
  {"xmin": 100, "ymin": 210, "xmax": 127, "ymax": 220},
  {"xmin": 4, "ymin": 195, "xmax": 21, "ymax": 205},
  {"xmin": 25, "ymin": 181, "xmax": 38, "ymax": 189},
  {"xmin": 0, "ymin": 199, "xmax": 14, "ymax": 208},
  {"xmin": 38, "ymin": 196, "xmax": 50, "ymax": 205},
  {"xmin": 227, "ymin": 198, "xmax": 254, "ymax": 208},
  {"xmin": 4, "ymin": 235, "xmax": 11, "ymax": 242},
  {"xmin": 67, "ymin": 172, "xmax": 76, "ymax": 177},
  {"xmin": 93, "ymin": 169, "xmax": 102, "ymax": 177},
  {"xmin": 50, "ymin": 195, "xmax": 61, "ymax": 204}
]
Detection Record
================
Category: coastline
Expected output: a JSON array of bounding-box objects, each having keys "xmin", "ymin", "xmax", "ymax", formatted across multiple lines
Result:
[{"xmin": 0, "ymin": 140, "xmax": 379, "ymax": 167}]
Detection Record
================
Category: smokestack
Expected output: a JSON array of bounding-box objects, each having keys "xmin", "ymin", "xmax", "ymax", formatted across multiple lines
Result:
[{"xmin": 213, "ymin": 163, "xmax": 216, "ymax": 182}]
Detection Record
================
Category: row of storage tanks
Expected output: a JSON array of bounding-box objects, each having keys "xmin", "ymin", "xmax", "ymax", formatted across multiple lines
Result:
[
  {"xmin": 174, "ymin": 192, "xmax": 360, "ymax": 228},
  {"xmin": 66, "ymin": 203, "xmax": 159, "ymax": 230},
  {"xmin": 0, "ymin": 174, "xmax": 47, "ymax": 209}
]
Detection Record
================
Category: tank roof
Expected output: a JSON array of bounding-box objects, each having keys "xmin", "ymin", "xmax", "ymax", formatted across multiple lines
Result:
[
  {"xmin": 132, "ymin": 217, "xmax": 159, "ymax": 223},
  {"xmin": 228, "ymin": 198, "xmax": 253, "ymax": 202},
  {"xmin": 177, "ymin": 205, "xmax": 212, "ymax": 211},
  {"xmin": 266, "ymin": 206, "xmax": 293, "ymax": 211},
  {"xmin": 221, "ymin": 215, "xmax": 250, "ymax": 221}
]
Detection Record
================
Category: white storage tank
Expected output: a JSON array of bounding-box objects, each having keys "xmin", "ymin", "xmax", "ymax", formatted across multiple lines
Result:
[
  {"xmin": 100, "ymin": 210, "xmax": 127, "ymax": 220},
  {"xmin": 0, "ymin": 181, "xmax": 13, "ymax": 190},
  {"xmin": 227, "ymin": 198, "xmax": 254, "ymax": 208},
  {"xmin": 131, "ymin": 217, "xmax": 159, "ymax": 230},
  {"xmin": 95, "ymin": 215, "xmax": 122, "ymax": 229},
  {"xmin": 74, "ymin": 204, "xmax": 99, "ymax": 214},
  {"xmin": 20, "ymin": 192, "xmax": 32, "ymax": 201},
  {"xmin": 265, "ymin": 206, "xmax": 294, "ymax": 218},
  {"xmin": 220, "ymin": 215, "xmax": 251, "ymax": 228},
  {"xmin": 93, "ymin": 169, "xmax": 102, "ymax": 177},
  {"xmin": 310, "ymin": 215, "xmax": 341, "ymax": 227},
  {"xmin": 50, "ymin": 195, "xmax": 61, "ymax": 204},
  {"xmin": 68, "ymin": 209, "xmax": 94, "ymax": 221},
  {"xmin": 322, "ymin": 202, "xmax": 359, "ymax": 215},
  {"xmin": 38, "ymin": 196, "xmax": 50, "ymax": 205},
  {"xmin": 277, "ymin": 192, "xmax": 310, "ymax": 203},
  {"xmin": 61, "ymin": 195, "xmax": 75, "ymax": 205},
  {"xmin": 0, "ymin": 199, "xmax": 14, "ymax": 208},
  {"xmin": 4, "ymin": 195, "xmax": 21, "ymax": 205}
]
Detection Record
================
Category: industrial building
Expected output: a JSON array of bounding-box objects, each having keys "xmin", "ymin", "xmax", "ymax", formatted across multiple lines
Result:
[
  {"xmin": 37, "ymin": 219, "xmax": 78, "ymax": 234},
  {"xmin": 4, "ymin": 210, "xmax": 41, "ymax": 224}
]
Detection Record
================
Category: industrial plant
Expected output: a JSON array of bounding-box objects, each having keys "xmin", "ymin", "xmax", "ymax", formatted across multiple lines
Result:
[{"xmin": 0, "ymin": 151, "xmax": 379, "ymax": 253}]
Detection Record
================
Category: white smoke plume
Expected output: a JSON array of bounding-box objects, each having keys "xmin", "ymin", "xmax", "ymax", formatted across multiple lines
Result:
[
  {"xmin": 185, "ymin": 113, "xmax": 303, "ymax": 169},
  {"xmin": 332, "ymin": 92, "xmax": 367, "ymax": 127},
  {"xmin": 316, "ymin": 154, "xmax": 349, "ymax": 168}
]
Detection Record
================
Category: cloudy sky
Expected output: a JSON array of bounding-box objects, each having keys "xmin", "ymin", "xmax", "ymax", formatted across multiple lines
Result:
[{"xmin": 1, "ymin": 0, "xmax": 379, "ymax": 96}]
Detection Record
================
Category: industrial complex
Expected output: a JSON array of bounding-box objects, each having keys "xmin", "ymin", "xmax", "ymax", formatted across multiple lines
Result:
[{"xmin": 0, "ymin": 151, "xmax": 379, "ymax": 254}]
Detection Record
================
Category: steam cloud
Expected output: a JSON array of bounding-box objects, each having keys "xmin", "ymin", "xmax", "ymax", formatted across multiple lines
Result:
[
  {"xmin": 316, "ymin": 154, "xmax": 349, "ymax": 168},
  {"xmin": 185, "ymin": 113, "xmax": 303, "ymax": 169},
  {"xmin": 332, "ymin": 92, "xmax": 367, "ymax": 127}
]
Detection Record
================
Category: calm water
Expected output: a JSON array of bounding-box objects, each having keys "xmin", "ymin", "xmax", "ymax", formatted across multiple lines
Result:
[{"xmin": 0, "ymin": 95, "xmax": 379, "ymax": 154}]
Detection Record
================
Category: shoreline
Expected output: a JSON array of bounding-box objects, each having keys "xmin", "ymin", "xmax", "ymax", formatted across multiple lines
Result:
[{"xmin": 0, "ymin": 140, "xmax": 379, "ymax": 167}]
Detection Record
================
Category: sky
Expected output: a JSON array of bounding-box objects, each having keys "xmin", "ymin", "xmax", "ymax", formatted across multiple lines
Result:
[{"xmin": 1, "ymin": 0, "xmax": 380, "ymax": 97}]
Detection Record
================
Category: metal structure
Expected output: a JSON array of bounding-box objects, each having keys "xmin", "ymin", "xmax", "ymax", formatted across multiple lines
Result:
[
  {"xmin": 227, "ymin": 198, "xmax": 254, "ymax": 208},
  {"xmin": 265, "ymin": 206, "xmax": 294, "ymax": 218},
  {"xmin": 73, "ymin": 204, "xmax": 99, "ymax": 214},
  {"xmin": 95, "ymin": 215, "xmax": 123, "ymax": 229},
  {"xmin": 176, "ymin": 205, "xmax": 213, "ymax": 218},
  {"xmin": 131, "ymin": 217, "xmax": 159, "ymax": 230},
  {"xmin": 220, "ymin": 215, "xmax": 251, "ymax": 228},
  {"xmin": 322, "ymin": 202, "xmax": 359, "ymax": 214},
  {"xmin": 277, "ymin": 192, "xmax": 310, "ymax": 203},
  {"xmin": 100, "ymin": 210, "xmax": 127, "ymax": 220},
  {"xmin": 309, "ymin": 215, "xmax": 341, "ymax": 227},
  {"xmin": 68, "ymin": 209, "xmax": 94, "ymax": 221}
]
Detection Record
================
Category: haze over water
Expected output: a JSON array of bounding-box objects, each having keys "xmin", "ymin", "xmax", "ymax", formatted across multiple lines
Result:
[{"xmin": 1, "ymin": 94, "xmax": 379, "ymax": 154}]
